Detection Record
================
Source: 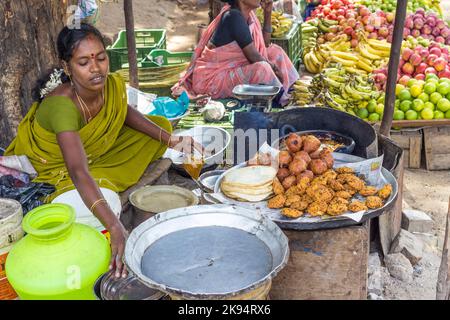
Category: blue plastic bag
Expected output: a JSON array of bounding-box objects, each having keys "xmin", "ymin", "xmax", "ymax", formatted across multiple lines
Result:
[{"xmin": 149, "ymin": 91, "xmax": 189, "ymax": 119}]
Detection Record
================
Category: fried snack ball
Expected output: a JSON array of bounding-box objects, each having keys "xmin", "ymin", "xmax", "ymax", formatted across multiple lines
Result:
[
  {"xmin": 336, "ymin": 167, "xmax": 355, "ymax": 174},
  {"xmin": 365, "ymin": 196, "xmax": 383, "ymax": 209},
  {"xmin": 378, "ymin": 184, "xmax": 393, "ymax": 200},
  {"xmin": 293, "ymin": 151, "xmax": 311, "ymax": 165},
  {"xmin": 349, "ymin": 200, "xmax": 368, "ymax": 212},
  {"xmin": 336, "ymin": 173, "xmax": 353, "ymax": 184},
  {"xmin": 285, "ymin": 133, "xmax": 303, "ymax": 153},
  {"xmin": 346, "ymin": 176, "xmax": 365, "ymax": 191},
  {"xmin": 332, "ymin": 197, "xmax": 350, "ymax": 205},
  {"xmin": 311, "ymin": 175, "xmax": 329, "ymax": 186},
  {"xmin": 309, "ymin": 159, "xmax": 328, "ymax": 175},
  {"xmin": 285, "ymin": 194, "xmax": 302, "ymax": 206},
  {"xmin": 297, "ymin": 170, "xmax": 314, "ymax": 182},
  {"xmin": 297, "ymin": 176, "xmax": 311, "ymax": 191},
  {"xmin": 303, "ymin": 135, "xmax": 321, "ymax": 153},
  {"xmin": 329, "ymin": 179, "xmax": 345, "ymax": 192},
  {"xmin": 335, "ymin": 191, "xmax": 353, "ymax": 199},
  {"xmin": 282, "ymin": 175, "xmax": 297, "ymax": 189},
  {"xmin": 273, "ymin": 178, "xmax": 285, "ymax": 195},
  {"xmin": 290, "ymin": 200, "xmax": 309, "ymax": 211},
  {"xmin": 289, "ymin": 159, "xmax": 307, "ymax": 175},
  {"xmin": 342, "ymin": 184, "xmax": 357, "ymax": 196},
  {"xmin": 268, "ymin": 194, "xmax": 286, "ymax": 209},
  {"xmin": 326, "ymin": 199, "xmax": 348, "ymax": 216},
  {"xmin": 359, "ymin": 186, "xmax": 378, "ymax": 197},
  {"xmin": 307, "ymin": 201, "xmax": 328, "ymax": 216},
  {"xmin": 306, "ymin": 183, "xmax": 334, "ymax": 203},
  {"xmin": 277, "ymin": 168, "xmax": 290, "ymax": 182},
  {"xmin": 323, "ymin": 169, "xmax": 338, "ymax": 181},
  {"xmin": 278, "ymin": 150, "xmax": 292, "ymax": 167},
  {"xmin": 281, "ymin": 208, "xmax": 303, "ymax": 219},
  {"xmin": 301, "ymin": 194, "xmax": 315, "ymax": 204},
  {"xmin": 309, "ymin": 148, "xmax": 322, "ymax": 159}
]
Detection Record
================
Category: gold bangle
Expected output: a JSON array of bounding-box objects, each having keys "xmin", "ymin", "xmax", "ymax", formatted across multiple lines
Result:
[
  {"xmin": 90, "ymin": 198, "xmax": 107, "ymax": 213},
  {"xmin": 158, "ymin": 129, "xmax": 163, "ymax": 143}
]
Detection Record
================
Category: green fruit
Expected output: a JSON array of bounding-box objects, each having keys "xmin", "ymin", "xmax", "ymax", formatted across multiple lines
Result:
[
  {"xmin": 425, "ymin": 73, "xmax": 439, "ymax": 81},
  {"xmin": 418, "ymin": 92, "xmax": 429, "ymax": 103},
  {"xmin": 399, "ymin": 89, "xmax": 412, "ymax": 101},
  {"xmin": 368, "ymin": 113, "xmax": 380, "ymax": 122},
  {"xmin": 393, "ymin": 110, "xmax": 405, "ymax": 120},
  {"xmin": 377, "ymin": 95, "xmax": 385, "ymax": 104},
  {"xmin": 430, "ymin": 92, "xmax": 443, "ymax": 104},
  {"xmin": 395, "ymin": 84, "xmax": 405, "ymax": 96},
  {"xmin": 405, "ymin": 110, "xmax": 418, "ymax": 120},
  {"xmin": 434, "ymin": 110, "xmax": 445, "ymax": 119},
  {"xmin": 395, "ymin": 100, "xmax": 400, "ymax": 108},
  {"xmin": 424, "ymin": 101, "xmax": 435, "ymax": 111},
  {"xmin": 400, "ymin": 100, "xmax": 412, "ymax": 112},
  {"xmin": 356, "ymin": 108, "xmax": 369, "ymax": 119},
  {"xmin": 367, "ymin": 100, "xmax": 377, "ymax": 113},
  {"xmin": 447, "ymin": 92, "xmax": 450, "ymax": 100},
  {"xmin": 421, "ymin": 108, "xmax": 434, "ymax": 120},
  {"xmin": 412, "ymin": 99, "xmax": 425, "ymax": 112},
  {"xmin": 407, "ymin": 78, "xmax": 417, "ymax": 88},
  {"xmin": 446, "ymin": 110, "xmax": 450, "ymax": 119},
  {"xmin": 375, "ymin": 104, "xmax": 384, "ymax": 115},
  {"xmin": 424, "ymin": 82, "xmax": 437, "ymax": 95},
  {"xmin": 437, "ymin": 82, "xmax": 450, "ymax": 96},
  {"xmin": 410, "ymin": 85, "xmax": 422, "ymax": 98},
  {"xmin": 437, "ymin": 98, "xmax": 450, "ymax": 112}
]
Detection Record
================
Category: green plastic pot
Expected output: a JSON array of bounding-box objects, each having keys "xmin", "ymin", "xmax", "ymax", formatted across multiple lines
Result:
[{"xmin": 5, "ymin": 204, "xmax": 111, "ymax": 300}]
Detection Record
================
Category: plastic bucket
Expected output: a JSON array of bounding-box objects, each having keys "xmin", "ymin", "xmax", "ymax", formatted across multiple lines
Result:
[
  {"xmin": 0, "ymin": 199, "xmax": 24, "ymax": 300},
  {"xmin": 52, "ymin": 188, "xmax": 122, "ymax": 240}
]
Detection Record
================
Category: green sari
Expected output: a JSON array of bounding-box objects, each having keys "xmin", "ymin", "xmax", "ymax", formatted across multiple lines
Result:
[{"xmin": 5, "ymin": 72, "xmax": 172, "ymax": 201}]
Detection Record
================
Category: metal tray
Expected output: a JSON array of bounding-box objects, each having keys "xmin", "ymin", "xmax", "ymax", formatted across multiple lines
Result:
[
  {"xmin": 198, "ymin": 169, "xmax": 226, "ymax": 193},
  {"xmin": 232, "ymin": 84, "xmax": 281, "ymax": 101},
  {"xmin": 124, "ymin": 205, "xmax": 289, "ymax": 299},
  {"xmin": 213, "ymin": 163, "xmax": 398, "ymax": 231}
]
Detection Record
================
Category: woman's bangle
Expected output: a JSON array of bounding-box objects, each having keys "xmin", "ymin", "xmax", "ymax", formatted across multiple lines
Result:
[{"xmin": 90, "ymin": 198, "xmax": 108, "ymax": 213}]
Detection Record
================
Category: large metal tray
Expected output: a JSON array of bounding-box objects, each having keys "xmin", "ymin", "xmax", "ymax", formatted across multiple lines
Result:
[
  {"xmin": 213, "ymin": 163, "xmax": 398, "ymax": 231},
  {"xmin": 232, "ymin": 84, "xmax": 281, "ymax": 101},
  {"xmin": 124, "ymin": 205, "xmax": 289, "ymax": 299}
]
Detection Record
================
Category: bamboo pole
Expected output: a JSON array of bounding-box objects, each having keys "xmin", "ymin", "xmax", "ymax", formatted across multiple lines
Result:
[
  {"xmin": 124, "ymin": 0, "xmax": 139, "ymax": 88},
  {"xmin": 379, "ymin": 0, "xmax": 408, "ymax": 137}
]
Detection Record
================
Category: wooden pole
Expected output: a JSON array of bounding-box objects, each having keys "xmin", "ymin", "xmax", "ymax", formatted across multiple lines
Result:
[
  {"xmin": 379, "ymin": 0, "xmax": 408, "ymax": 137},
  {"xmin": 124, "ymin": 0, "xmax": 139, "ymax": 88}
]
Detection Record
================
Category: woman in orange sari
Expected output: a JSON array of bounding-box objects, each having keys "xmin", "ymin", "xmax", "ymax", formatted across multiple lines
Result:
[{"xmin": 172, "ymin": 0, "xmax": 299, "ymax": 106}]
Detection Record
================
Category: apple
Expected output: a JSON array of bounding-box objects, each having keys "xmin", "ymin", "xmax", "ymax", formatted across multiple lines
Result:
[
  {"xmin": 425, "ymin": 67, "xmax": 437, "ymax": 75},
  {"xmin": 350, "ymin": 39, "xmax": 358, "ymax": 48},
  {"xmin": 415, "ymin": 74, "xmax": 426, "ymax": 81},
  {"xmin": 359, "ymin": 6, "xmax": 370, "ymax": 17},
  {"xmin": 436, "ymin": 36, "xmax": 446, "ymax": 44},
  {"xmin": 411, "ymin": 29, "xmax": 421, "ymax": 38},
  {"xmin": 416, "ymin": 63, "xmax": 428, "ymax": 74},
  {"xmin": 399, "ymin": 75, "xmax": 411, "ymax": 86},
  {"xmin": 378, "ymin": 27, "xmax": 389, "ymax": 38},
  {"xmin": 403, "ymin": 28, "xmax": 411, "ymax": 38},
  {"xmin": 421, "ymin": 25, "xmax": 432, "ymax": 35},
  {"xmin": 438, "ymin": 69, "xmax": 450, "ymax": 78},
  {"xmin": 402, "ymin": 62, "xmax": 415, "ymax": 75},
  {"xmin": 336, "ymin": 8, "xmax": 346, "ymax": 17},
  {"xmin": 426, "ymin": 54, "xmax": 439, "ymax": 66},
  {"xmin": 347, "ymin": 18, "xmax": 356, "ymax": 28},
  {"xmin": 332, "ymin": 0, "xmax": 343, "ymax": 10},
  {"xmin": 434, "ymin": 58, "xmax": 447, "ymax": 72},
  {"xmin": 343, "ymin": 26, "xmax": 353, "ymax": 35},
  {"xmin": 429, "ymin": 47, "xmax": 442, "ymax": 57},
  {"xmin": 368, "ymin": 32, "xmax": 378, "ymax": 39},
  {"xmin": 365, "ymin": 24, "xmax": 375, "ymax": 33},
  {"xmin": 409, "ymin": 54, "xmax": 422, "ymax": 67},
  {"xmin": 386, "ymin": 12, "xmax": 395, "ymax": 23},
  {"xmin": 351, "ymin": 30, "xmax": 358, "ymax": 40},
  {"xmin": 402, "ymin": 48, "xmax": 414, "ymax": 61},
  {"xmin": 404, "ymin": 16, "xmax": 414, "ymax": 29}
]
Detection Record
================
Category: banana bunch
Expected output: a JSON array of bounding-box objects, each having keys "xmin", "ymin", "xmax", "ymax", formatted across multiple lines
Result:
[
  {"xmin": 291, "ymin": 79, "xmax": 314, "ymax": 106},
  {"xmin": 317, "ymin": 19, "xmax": 339, "ymax": 34},
  {"xmin": 256, "ymin": 8, "xmax": 293, "ymax": 38},
  {"xmin": 303, "ymin": 34, "xmax": 349, "ymax": 74},
  {"xmin": 301, "ymin": 19, "xmax": 319, "ymax": 57}
]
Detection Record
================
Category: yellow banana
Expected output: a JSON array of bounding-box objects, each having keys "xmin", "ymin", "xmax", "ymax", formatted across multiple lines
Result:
[
  {"xmin": 367, "ymin": 39, "xmax": 391, "ymax": 51},
  {"xmin": 365, "ymin": 43, "xmax": 390, "ymax": 57},
  {"xmin": 331, "ymin": 51, "xmax": 358, "ymax": 61},
  {"xmin": 331, "ymin": 55, "xmax": 356, "ymax": 67},
  {"xmin": 356, "ymin": 59, "xmax": 374, "ymax": 73},
  {"xmin": 359, "ymin": 44, "xmax": 382, "ymax": 60}
]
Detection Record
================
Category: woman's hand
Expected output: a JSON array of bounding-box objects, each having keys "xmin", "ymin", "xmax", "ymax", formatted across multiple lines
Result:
[
  {"xmin": 169, "ymin": 135, "xmax": 205, "ymax": 156},
  {"xmin": 109, "ymin": 222, "xmax": 129, "ymax": 278},
  {"xmin": 261, "ymin": 0, "xmax": 273, "ymax": 15}
]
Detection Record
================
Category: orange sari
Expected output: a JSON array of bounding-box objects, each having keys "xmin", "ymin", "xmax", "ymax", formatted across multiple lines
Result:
[{"xmin": 172, "ymin": 5, "xmax": 299, "ymax": 105}]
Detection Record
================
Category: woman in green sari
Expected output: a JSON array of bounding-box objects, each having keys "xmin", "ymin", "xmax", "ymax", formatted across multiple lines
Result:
[{"xmin": 5, "ymin": 23, "xmax": 202, "ymax": 278}]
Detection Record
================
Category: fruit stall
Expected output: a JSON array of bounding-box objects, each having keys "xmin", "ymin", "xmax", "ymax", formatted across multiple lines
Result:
[{"xmin": 289, "ymin": 0, "xmax": 450, "ymax": 170}]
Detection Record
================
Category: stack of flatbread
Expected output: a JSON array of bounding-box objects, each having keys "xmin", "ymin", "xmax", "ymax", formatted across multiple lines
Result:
[{"xmin": 220, "ymin": 166, "xmax": 277, "ymax": 202}]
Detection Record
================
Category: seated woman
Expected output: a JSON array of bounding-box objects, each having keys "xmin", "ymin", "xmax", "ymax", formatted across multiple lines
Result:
[
  {"xmin": 5, "ymin": 23, "xmax": 202, "ymax": 278},
  {"xmin": 172, "ymin": 0, "xmax": 299, "ymax": 106}
]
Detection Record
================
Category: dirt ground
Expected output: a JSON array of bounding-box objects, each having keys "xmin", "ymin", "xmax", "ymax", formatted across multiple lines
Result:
[{"xmin": 95, "ymin": 0, "xmax": 450, "ymax": 300}]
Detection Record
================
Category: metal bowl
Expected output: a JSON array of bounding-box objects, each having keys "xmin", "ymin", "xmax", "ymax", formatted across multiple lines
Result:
[
  {"xmin": 232, "ymin": 84, "xmax": 281, "ymax": 101},
  {"xmin": 198, "ymin": 169, "xmax": 226, "ymax": 193},
  {"xmin": 163, "ymin": 126, "xmax": 231, "ymax": 175},
  {"xmin": 168, "ymin": 109, "xmax": 190, "ymax": 128},
  {"xmin": 124, "ymin": 204, "xmax": 289, "ymax": 299}
]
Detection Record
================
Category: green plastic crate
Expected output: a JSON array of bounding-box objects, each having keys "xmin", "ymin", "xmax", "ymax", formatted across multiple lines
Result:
[
  {"xmin": 271, "ymin": 22, "xmax": 301, "ymax": 69},
  {"xmin": 107, "ymin": 29, "xmax": 166, "ymax": 72},
  {"xmin": 141, "ymin": 49, "xmax": 193, "ymax": 68}
]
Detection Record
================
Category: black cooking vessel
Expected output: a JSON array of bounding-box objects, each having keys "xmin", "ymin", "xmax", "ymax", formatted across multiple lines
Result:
[{"xmin": 232, "ymin": 107, "xmax": 378, "ymax": 165}]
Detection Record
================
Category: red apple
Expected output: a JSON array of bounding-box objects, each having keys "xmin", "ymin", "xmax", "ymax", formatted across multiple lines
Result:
[
  {"xmin": 378, "ymin": 26, "xmax": 389, "ymax": 38},
  {"xmin": 351, "ymin": 30, "xmax": 358, "ymax": 40},
  {"xmin": 426, "ymin": 54, "xmax": 439, "ymax": 66},
  {"xmin": 429, "ymin": 47, "xmax": 442, "ymax": 57},
  {"xmin": 410, "ymin": 52, "xmax": 421, "ymax": 62},
  {"xmin": 402, "ymin": 62, "xmax": 415, "ymax": 75},
  {"xmin": 425, "ymin": 67, "xmax": 437, "ymax": 75},
  {"xmin": 411, "ymin": 29, "xmax": 421, "ymax": 38},
  {"xmin": 361, "ymin": 15, "xmax": 370, "ymax": 25},
  {"xmin": 343, "ymin": 26, "xmax": 353, "ymax": 35},
  {"xmin": 436, "ymin": 36, "xmax": 446, "ymax": 44},
  {"xmin": 359, "ymin": 6, "xmax": 370, "ymax": 17},
  {"xmin": 365, "ymin": 24, "xmax": 375, "ymax": 33},
  {"xmin": 331, "ymin": 0, "xmax": 343, "ymax": 10},
  {"xmin": 347, "ymin": 18, "xmax": 356, "ymax": 28},
  {"xmin": 402, "ymin": 48, "xmax": 414, "ymax": 61},
  {"xmin": 438, "ymin": 69, "xmax": 450, "ymax": 78},
  {"xmin": 415, "ymin": 74, "xmax": 426, "ymax": 80},
  {"xmin": 398, "ymin": 75, "xmax": 411, "ymax": 86},
  {"xmin": 336, "ymin": 8, "xmax": 346, "ymax": 17},
  {"xmin": 434, "ymin": 58, "xmax": 447, "ymax": 72},
  {"xmin": 403, "ymin": 28, "xmax": 411, "ymax": 38},
  {"xmin": 386, "ymin": 12, "xmax": 395, "ymax": 23},
  {"xmin": 368, "ymin": 32, "xmax": 378, "ymax": 39},
  {"xmin": 416, "ymin": 63, "xmax": 428, "ymax": 74},
  {"xmin": 350, "ymin": 39, "xmax": 358, "ymax": 48}
]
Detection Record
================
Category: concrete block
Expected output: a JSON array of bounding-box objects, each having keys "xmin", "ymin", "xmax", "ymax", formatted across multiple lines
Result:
[
  {"xmin": 385, "ymin": 253, "xmax": 413, "ymax": 282},
  {"xmin": 401, "ymin": 209, "xmax": 433, "ymax": 234}
]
